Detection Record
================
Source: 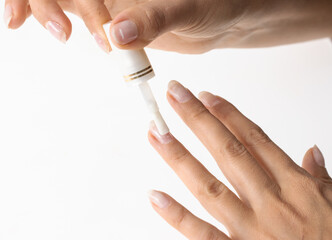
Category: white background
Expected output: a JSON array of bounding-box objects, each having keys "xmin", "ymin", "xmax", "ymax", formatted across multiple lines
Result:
[{"xmin": 0, "ymin": 5, "xmax": 332, "ymax": 240}]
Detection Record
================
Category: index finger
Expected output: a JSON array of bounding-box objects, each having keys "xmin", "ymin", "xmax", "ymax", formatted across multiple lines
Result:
[
  {"xmin": 74, "ymin": 0, "xmax": 112, "ymax": 52},
  {"xmin": 148, "ymin": 122, "xmax": 251, "ymax": 232}
]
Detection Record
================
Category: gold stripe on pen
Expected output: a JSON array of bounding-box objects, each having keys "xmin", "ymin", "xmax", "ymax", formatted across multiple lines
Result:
[
  {"xmin": 124, "ymin": 66, "xmax": 152, "ymax": 78},
  {"xmin": 124, "ymin": 69, "xmax": 154, "ymax": 82}
]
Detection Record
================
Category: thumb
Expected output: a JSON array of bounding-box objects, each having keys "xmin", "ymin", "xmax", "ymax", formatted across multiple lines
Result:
[
  {"xmin": 302, "ymin": 145, "xmax": 331, "ymax": 182},
  {"xmin": 109, "ymin": 0, "xmax": 197, "ymax": 49}
]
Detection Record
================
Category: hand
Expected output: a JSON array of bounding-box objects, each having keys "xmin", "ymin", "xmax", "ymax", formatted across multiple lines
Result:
[
  {"xmin": 5, "ymin": 0, "xmax": 332, "ymax": 54},
  {"xmin": 3, "ymin": 0, "xmax": 147, "ymax": 52},
  {"xmin": 4, "ymin": 0, "xmax": 111, "ymax": 51},
  {"xmin": 147, "ymin": 80, "xmax": 332, "ymax": 239},
  {"xmin": 6, "ymin": 0, "xmax": 242, "ymax": 53},
  {"xmin": 108, "ymin": 0, "xmax": 332, "ymax": 53}
]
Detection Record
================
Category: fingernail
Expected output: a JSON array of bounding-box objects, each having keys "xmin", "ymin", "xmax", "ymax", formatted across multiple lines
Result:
[
  {"xmin": 148, "ymin": 190, "xmax": 171, "ymax": 209},
  {"xmin": 111, "ymin": 20, "xmax": 138, "ymax": 45},
  {"xmin": 45, "ymin": 21, "xmax": 66, "ymax": 43},
  {"xmin": 198, "ymin": 91, "xmax": 221, "ymax": 107},
  {"xmin": 93, "ymin": 33, "xmax": 110, "ymax": 53},
  {"xmin": 313, "ymin": 145, "xmax": 325, "ymax": 167},
  {"xmin": 168, "ymin": 80, "xmax": 192, "ymax": 103},
  {"xmin": 149, "ymin": 121, "xmax": 173, "ymax": 144},
  {"xmin": 4, "ymin": 5, "xmax": 13, "ymax": 28}
]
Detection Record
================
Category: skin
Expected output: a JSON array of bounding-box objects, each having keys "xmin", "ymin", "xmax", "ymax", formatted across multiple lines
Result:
[
  {"xmin": 148, "ymin": 80, "xmax": 332, "ymax": 240},
  {"xmin": 3, "ymin": 0, "xmax": 332, "ymax": 238},
  {"xmin": 3, "ymin": 0, "xmax": 332, "ymax": 53}
]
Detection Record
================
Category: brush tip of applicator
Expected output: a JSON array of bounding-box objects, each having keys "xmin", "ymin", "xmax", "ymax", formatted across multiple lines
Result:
[{"xmin": 153, "ymin": 111, "xmax": 169, "ymax": 135}]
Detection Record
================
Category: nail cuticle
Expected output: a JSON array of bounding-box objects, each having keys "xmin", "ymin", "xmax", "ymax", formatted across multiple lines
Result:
[{"xmin": 198, "ymin": 91, "xmax": 221, "ymax": 108}]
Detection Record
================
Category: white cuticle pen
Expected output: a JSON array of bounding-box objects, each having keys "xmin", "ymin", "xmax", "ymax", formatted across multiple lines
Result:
[{"xmin": 103, "ymin": 22, "xmax": 169, "ymax": 135}]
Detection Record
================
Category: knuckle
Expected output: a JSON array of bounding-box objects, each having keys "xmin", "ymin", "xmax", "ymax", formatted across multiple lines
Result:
[
  {"xmin": 297, "ymin": 175, "xmax": 322, "ymax": 195},
  {"xmin": 321, "ymin": 175, "xmax": 332, "ymax": 184},
  {"xmin": 321, "ymin": 184, "xmax": 332, "ymax": 202},
  {"xmin": 261, "ymin": 184, "xmax": 280, "ymax": 202},
  {"xmin": 254, "ymin": 183, "xmax": 281, "ymax": 212},
  {"xmin": 223, "ymin": 138, "xmax": 247, "ymax": 158},
  {"xmin": 75, "ymin": 1, "xmax": 106, "ymax": 22},
  {"xmin": 245, "ymin": 127, "xmax": 271, "ymax": 147},
  {"xmin": 201, "ymin": 178, "xmax": 226, "ymax": 199},
  {"xmin": 189, "ymin": 105, "xmax": 209, "ymax": 122},
  {"xmin": 172, "ymin": 207, "xmax": 188, "ymax": 229},
  {"xmin": 201, "ymin": 228, "xmax": 222, "ymax": 240},
  {"xmin": 141, "ymin": 6, "xmax": 166, "ymax": 40},
  {"xmin": 171, "ymin": 151, "xmax": 190, "ymax": 166},
  {"xmin": 79, "ymin": 7, "xmax": 95, "ymax": 20},
  {"xmin": 283, "ymin": 173, "xmax": 328, "ymax": 205}
]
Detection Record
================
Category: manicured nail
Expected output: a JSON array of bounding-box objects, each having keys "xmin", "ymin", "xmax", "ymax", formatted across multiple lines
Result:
[
  {"xmin": 148, "ymin": 190, "xmax": 171, "ymax": 209},
  {"xmin": 313, "ymin": 145, "xmax": 325, "ymax": 167},
  {"xmin": 4, "ymin": 5, "xmax": 13, "ymax": 28},
  {"xmin": 198, "ymin": 91, "xmax": 221, "ymax": 108},
  {"xmin": 111, "ymin": 20, "xmax": 138, "ymax": 45},
  {"xmin": 93, "ymin": 33, "xmax": 110, "ymax": 53},
  {"xmin": 45, "ymin": 21, "xmax": 66, "ymax": 43},
  {"xmin": 149, "ymin": 121, "xmax": 173, "ymax": 144},
  {"xmin": 168, "ymin": 80, "xmax": 192, "ymax": 103}
]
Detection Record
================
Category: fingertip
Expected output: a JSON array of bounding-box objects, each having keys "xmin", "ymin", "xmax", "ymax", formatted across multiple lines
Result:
[
  {"xmin": 312, "ymin": 145, "xmax": 325, "ymax": 168},
  {"xmin": 198, "ymin": 91, "xmax": 209, "ymax": 99},
  {"xmin": 147, "ymin": 130, "xmax": 158, "ymax": 145},
  {"xmin": 166, "ymin": 91, "xmax": 180, "ymax": 110},
  {"xmin": 28, "ymin": 0, "xmax": 72, "ymax": 43},
  {"xmin": 167, "ymin": 80, "xmax": 194, "ymax": 105},
  {"xmin": 109, "ymin": 19, "xmax": 137, "ymax": 45},
  {"xmin": 302, "ymin": 147, "xmax": 314, "ymax": 168},
  {"xmin": 57, "ymin": 17, "xmax": 72, "ymax": 42},
  {"xmin": 168, "ymin": 80, "xmax": 180, "ymax": 89},
  {"xmin": 4, "ymin": 4, "xmax": 13, "ymax": 28},
  {"xmin": 149, "ymin": 121, "xmax": 174, "ymax": 145},
  {"xmin": 166, "ymin": 80, "xmax": 180, "ymax": 103},
  {"xmin": 49, "ymin": 7, "xmax": 73, "ymax": 41},
  {"xmin": 75, "ymin": 1, "xmax": 112, "ymax": 52},
  {"xmin": 302, "ymin": 145, "xmax": 331, "ymax": 180},
  {"xmin": 148, "ymin": 189, "xmax": 172, "ymax": 209},
  {"xmin": 198, "ymin": 91, "xmax": 222, "ymax": 108},
  {"xmin": 93, "ymin": 32, "xmax": 111, "ymax": 53},
  {"xmin": 303, "ymin": 145, "xmax": 325, "ymax": 168},
  {"xmin": 45, "ymin": 20, "xmax": 70, "ymax": 43},
  {"xmin": 148, "ymin": 130, "xmax": 168, "ymax": 155},
  {"xmin": 4, "ymin": 2, "xmax": 28, "ymax": 29},
  {"xmin": 109, "ymin": 9, "xmax": 154, "ymax": 50}
]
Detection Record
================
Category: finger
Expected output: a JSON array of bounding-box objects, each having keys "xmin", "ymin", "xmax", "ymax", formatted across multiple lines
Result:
[
  {"xmin": 148, "ymin": 190, "xmax": 231, "ymax": 240},
  {"xmin": 4, "ymin": 0, "xmax": 29, "ymax": 29},
  {"xmin": 74, "ymin": 0, "xmax": 111, "ymax": 53},
  {"xmin": 109, "ymin": 0, "xmax": 197, "ymax": 49},
  {"xmin": 166, "ymin": 81, "xmax": 277, "ymax": 207},
  {"xmin": 27, "ymin": 4, "xmax": 31, "ymax": 18},
  {"xmin": 302, "ymin": 145, "xmax": 331, "ymax": 182},
  {"xmin": 148, "ymin": 122, "xmax": 252, "ymax": 234},
  {"xmin": 29, "ymin": 0, "xmax": 72, "ymax": 43},
  {"xmin": 198, "ymin": 91, "xmax": 303, "ymax": 184}
]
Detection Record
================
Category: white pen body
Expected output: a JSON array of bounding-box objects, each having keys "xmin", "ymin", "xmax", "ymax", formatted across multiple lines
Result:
[{"xmin": 103, "ymin": 22, "xmax": 169, "ymax": 135}]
